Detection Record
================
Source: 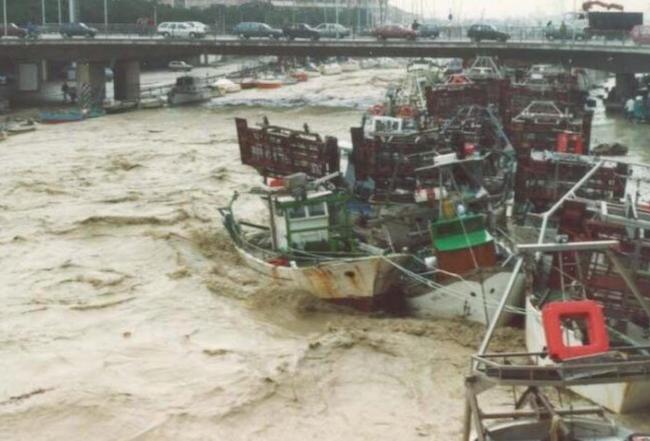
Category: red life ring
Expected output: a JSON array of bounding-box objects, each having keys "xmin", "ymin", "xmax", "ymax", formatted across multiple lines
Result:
[
  {"xmin": 542, "ymin": 300, "xmax": 609, "ymax": 361},
  {"xmin": 369, "ymin": 104, "xmax": 385, "ymax": 116}
]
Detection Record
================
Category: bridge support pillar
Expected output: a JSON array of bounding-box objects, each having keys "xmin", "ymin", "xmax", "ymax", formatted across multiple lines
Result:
[
  {"xmin": 76, "ymin": 61, "xmax": 106, "ymax": 109},
  {"xmin": 114, "ymin": 60, "xmax": 140, "ymax": 101},
  {"xmin": 615, "ymin": 73, "xmax": 637, "ymax": 99}
]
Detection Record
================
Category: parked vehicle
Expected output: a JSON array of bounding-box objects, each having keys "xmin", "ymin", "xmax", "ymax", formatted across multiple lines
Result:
[
  {"xmin": 157, "ymin": 22, "xmax": 206, "ymax": 39},
  {"xmin": 467, "ymin": 24, "xmax": 510, "ymax": 42},
  {"xmin": 0, "ymin": 23, "xmax": 33, "ymax": 39},
  {"xmin": 417, "ymin": 23, "xmax": 440, "ymax": 39},
  {"xmin": 232, "ymin": 22, "xmax": 282, "ymax": 39},
  {"xmin": 631, "ymin": 24, "xmax": 650, "ymax": 44},
  {"xmin": 283, "ymin": 23, "xmax": 320, "ymax": 40},
  {"xmin": 168, "ymin": 61, "xmax": 193, "ymax": 72},
  {"xmin": 315, "ymin": 23, "xmax": 350, "ymax": 38},
  {"xmin": 544, "ymin": 24, "xmax": 590, "ymax": 40},
  {"xmin": 60, "ymin": 22, "xmax": 97, "ymax": 38},
  {"xmin": 373, "ymin": 24, "xmax": 417, "ymax": 40}
]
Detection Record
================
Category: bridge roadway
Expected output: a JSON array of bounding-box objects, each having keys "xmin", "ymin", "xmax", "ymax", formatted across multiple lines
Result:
[{"xmin": 1, "ymin": 36, "xmax": 650, "ymax": 73}]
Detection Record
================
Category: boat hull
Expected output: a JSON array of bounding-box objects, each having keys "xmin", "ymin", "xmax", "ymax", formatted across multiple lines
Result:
[
  {"xmin": 525, "ymin": 297, "xmax": 650, "ymax": 413},
  {"xmin": 168, "ymin": 90, "xmax": 214, "ymax": 106},
  {"xmin": 237, "ymin": 246, "xmax": 407, "ymax": 308},
  {"xmin": 407, "ymin": 271, "xmax": 525, "ymax": 325}
]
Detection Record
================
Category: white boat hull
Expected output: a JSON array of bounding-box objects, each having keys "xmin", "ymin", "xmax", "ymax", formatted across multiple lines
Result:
[
  {"xmin": 237, "ymin": 246, "xmax": 407, "ymax": 305},
  {"xmin": 168, "ymin": 90, "xmax": 215, "ymax": 106},
  {"xmin": 407, "ymin": 271, "xmax": 525, "ymax": 325},
  {"xmin": 525, "ymin": 297, "xmax": 650, "ymax": 413}
]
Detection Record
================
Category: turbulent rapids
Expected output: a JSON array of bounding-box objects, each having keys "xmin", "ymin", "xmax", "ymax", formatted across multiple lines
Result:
[{"xmin": 2, "ymin": 64, "xmax": 650, "ymax": 440}]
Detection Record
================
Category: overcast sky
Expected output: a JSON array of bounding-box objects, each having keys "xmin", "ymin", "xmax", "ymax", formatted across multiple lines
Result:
[{"xmin": 389, "ymin": 0, "xmax": 650, "ymax": 20}]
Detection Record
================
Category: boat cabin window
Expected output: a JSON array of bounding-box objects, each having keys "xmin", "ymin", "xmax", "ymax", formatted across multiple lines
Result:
[
  {"xmin": 307, "ymin": 203, "xmax": 327, "ymax": 217},
  {"xmin": 287, "ymin": 205, "xmax": 306, "ymax": 219},
  {"xmin": 368, "ymin": 116, "xmax": 403, "ymax": 134}
]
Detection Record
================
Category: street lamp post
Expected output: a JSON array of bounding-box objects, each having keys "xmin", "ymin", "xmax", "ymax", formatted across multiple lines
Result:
[
  {"xmin": 104, "ymin": 0, "xmax": 108, "ymax": 30},
  {"xmin": 3, "ymin": 0, "xmax": 7, "ymax": 37},
  {"xmin": 42, "ymin": 0, "xmax": 46, "ymax": 25},
  {"xmin": 58, "ymin": 0, "xmax": 62, "ymax": 24}
]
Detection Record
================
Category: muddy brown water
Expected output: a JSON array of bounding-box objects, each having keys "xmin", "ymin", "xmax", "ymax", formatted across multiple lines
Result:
[{"xmin": 1, "ymin": 69, "xmax": 649, "ymax": 440}]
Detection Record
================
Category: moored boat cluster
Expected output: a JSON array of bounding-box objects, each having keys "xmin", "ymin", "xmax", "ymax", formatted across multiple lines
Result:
[{"xmin": 223, "ymin": 56, "xmax": 650, "ymax": 437}]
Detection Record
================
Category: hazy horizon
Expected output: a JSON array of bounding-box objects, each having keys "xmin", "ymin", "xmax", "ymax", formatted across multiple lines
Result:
[{"xmin": 389, "ymin": 0, "xmax": 650, "ymax": 20}]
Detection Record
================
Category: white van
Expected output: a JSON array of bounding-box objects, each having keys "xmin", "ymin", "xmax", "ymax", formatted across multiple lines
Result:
[{"xmin": 157, "ymin": 22, "xmax": 207, "ymax": 39}]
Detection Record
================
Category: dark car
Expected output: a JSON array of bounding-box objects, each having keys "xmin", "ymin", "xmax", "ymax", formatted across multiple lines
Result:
[
  {"xmin": 467, "ymin": 24, "xmax": 509, "ymax": 42},
  {"xmin": 61, "ymin": 22, "xmax": 97, "ymax": 38},
  {"xmin": 232, "ymin": 22, "xmax": 282, "ymax": 39},
  {"xmin": 0, "ymin": 23, "xmax": 32, "ymax": 38},
  {"xmin": 283, "ymin": 23, "xmax": 320, "ymax": 40},
  {"xmin": 315, "ymin": 23, "xmax": 350, "ymax": 38},
  {"xmin": 373, "ymin": 24, "xmax": 417, "ymax": 40},
  {"xmin": 417, "ymin": 23, "xmax": 440, "ymax": 39}
]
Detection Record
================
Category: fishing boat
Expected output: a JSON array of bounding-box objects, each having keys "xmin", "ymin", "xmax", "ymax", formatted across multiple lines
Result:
[
  {"xmin": 522, "ymin": 198, "xmax": 650, "ymax": 413},
  {"xmin": 256, "ymin": 78, "xmax": 283, "ymax": 89},
  {"xmin": 39, "ymin": 109, "xmax": 86, "ymax": 124},
  {"xmin": 139, "ymin": 96, "xmax": 166, "ymax": 110},
  {"xmin": 6, "ymin": 120, "xmax": 37, "ymax": 135},
  {"xmin": 340, "ymin": 59, "xmax": 360, "ymax": 72},
  {"xmin": 211, "ymin": 78, "xmax": 241, "ymax": 94},
  {"xmin": 104, "ymin": 100, "xmax": 138, "ymax": 114},
  {"xmin": 320, "ymin": 63, "xmax": 342, "ymax": 76},
  {"xmin": 466, "ymin": 251, "xmax": 650, "ymax": 439},
  {"xmin": 219, "ymin": 173, "xmax": 408, "ymax": 310},
  {"xmin": 167, "ymin": 75, "xmax": 217, "ymax": 106},
  {"xmin": 290, "ymin": 70, "xmax": 309, "ymax": 82},
  {"xmin": 467, "ymin": 333, "xmax": 650, "ymax": 441},
  {"xmin": 239, "ymin": 78, "xmax": 257, "ymax": 89}
]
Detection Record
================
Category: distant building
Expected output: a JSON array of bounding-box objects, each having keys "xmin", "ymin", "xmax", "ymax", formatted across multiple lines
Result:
[{"xmin": 159, "ymin": 0, "xmax": 406, "ymax": 26}]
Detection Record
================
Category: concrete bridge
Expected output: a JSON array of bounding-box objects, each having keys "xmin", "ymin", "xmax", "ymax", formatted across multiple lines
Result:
[
  {"xmin": 2, "ymin": 36, "xmax": 649, "ymax": 105},
  {"xmin": 1, "ymin": 37, "xmax": 649, "ymax": 73}
]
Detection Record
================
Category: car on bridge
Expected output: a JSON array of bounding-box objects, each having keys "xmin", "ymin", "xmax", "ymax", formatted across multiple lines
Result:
[
  {"xmin": 315, "ymin": 23, "xmax": 350, "ymax": 38},
  {"xmin": 157, "ymin": 22, "xmax": 206, "ymax": 39},
  {"xmin": 283, "ymin": 23, "xmax": 320, "ymax": 41},
  {"xmin": 60, "ymin": 22, "xmax": 97, "ymax": 38},
  {"xmin": 373, "ymin": 24, "xmax": 417, "ymax": 41},
  {"xmin": 417, "ymin": 23, "xmax": 440, "ymax": 39},
  {"xmin": 467, "ymin": 24, "xmax": 510, "ymax": 42},
  {"xmin": 0, "ymin": 23, "xmax": 34, "ymax": 39},
  {"xmin": 232, "ymin": 22, "xmax": 283, "ymax": 40},
  {"xmin": 544, "ymin": 25, "xmax": 590, "ymax": 41}
]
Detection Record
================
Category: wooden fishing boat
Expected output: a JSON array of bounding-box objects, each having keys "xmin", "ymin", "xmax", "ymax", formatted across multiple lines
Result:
[
  {"xmin": 219, "ymin": 174, "xmax": 408, "ymax": 310},
  {"xmin": 290, "ymin": 71, "xmax": 309, "ymax": 82},
  {"xmin": 168, "ymin": 75, "xmax": 216, "ymax": 106},
  {"xmin": 6, "ymin": 121, "xmax": 37, "ymax": 135},
  {"xmin": 39, "ymin": 110, "xmax": 86, "ymax": 124},
  {"xmin": 256, "ymin": 78, "xmax": 282, "ymax": 89},
  {"xmin": 239, "ymin": 78, "xmax": 257, "ymax": 89}
]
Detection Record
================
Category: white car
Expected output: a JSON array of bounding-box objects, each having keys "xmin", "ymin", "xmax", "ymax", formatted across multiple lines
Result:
[
  {"xmin": 157, "ymin": 22, "xmax": 206, "ymax": 39},
  {"xmin": 168, "ymin": 61, "xmax": 193, "ymax": 72}
]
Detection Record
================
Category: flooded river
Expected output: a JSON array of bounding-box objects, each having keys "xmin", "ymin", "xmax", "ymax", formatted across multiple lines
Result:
[{"xmin": 1, "ymin": 67, "xmax": 648, "ymax": 440}]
